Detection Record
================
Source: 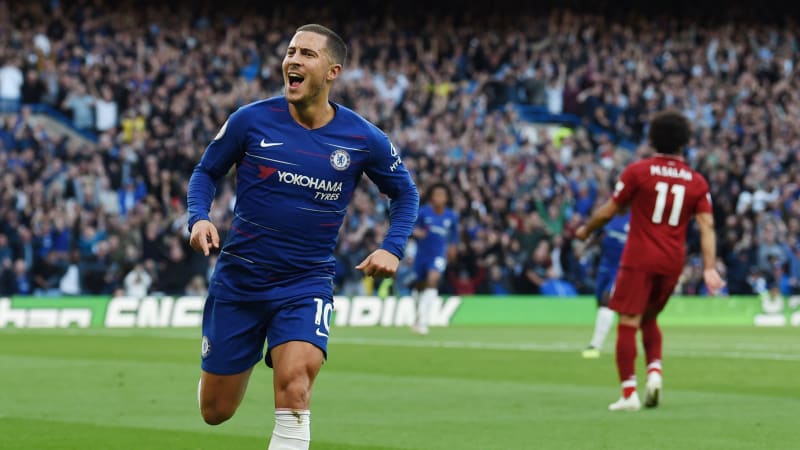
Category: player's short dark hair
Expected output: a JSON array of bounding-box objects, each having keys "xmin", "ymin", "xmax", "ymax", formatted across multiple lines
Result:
[
  {"xmin": 648, "ymin": 109, "xmax": 691, "ymax": 155},
  {"xmin": 296, "ymin": 24, "xmax": 347, "ymax": 66}
]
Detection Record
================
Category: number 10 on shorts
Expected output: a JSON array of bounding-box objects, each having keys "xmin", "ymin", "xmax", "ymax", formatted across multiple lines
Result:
[{"xmin": 314, "ymin": 298, "xmax": 333, "ymax": 337}]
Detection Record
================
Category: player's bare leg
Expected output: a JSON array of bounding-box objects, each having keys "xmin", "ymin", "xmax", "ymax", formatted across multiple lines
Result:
[
  {"xmin": 198, "ymin": 367, "xmax": 254, "ymax": 425},
  {"xmin": 609, "ymin": 313, "xmax": 642, "ymax": 411},
  {"xmin": 414, "ymin": 270, "xmax": 440, "ymax": 335},
  {"xmin": 268, "ymin": 341, "xmax": 325, "ymax": 450},
  {"xmin": 641, "ymin": 313, "xmax": 663, "ymax": 408}
]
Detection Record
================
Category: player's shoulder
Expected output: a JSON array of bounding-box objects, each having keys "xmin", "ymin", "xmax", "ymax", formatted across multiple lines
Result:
[
  {"xmin": 222, "ymin": 97, "xmax": 288, "ymax": 128},
  {"xmin": 333, "ymin": 102, "xmax": 378, "ymax": 130},
  {"xmin": 447, "ymin": 208, "xmax": 459, "ymax": 219},
  {"xmin": 234, "ymin": 96, "xmax": 288, "ymax": 117},
  {"xmin": 617, "ymin": 158, "xmax": 649, "ymax": 181},
  {"xmin": 671, "ymin": 157, "xmax": 710, "ymax": 191},
  {"xmin": 627, "ymin": 157, "xmax": 658, "ymax": 172},
  {"xmin": 333, "ymin": 102, "xmax": 390, "ymax": 143}
]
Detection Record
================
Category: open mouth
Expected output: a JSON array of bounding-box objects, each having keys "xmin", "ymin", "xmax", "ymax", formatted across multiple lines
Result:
[{"xmin": 287, "ymin": 73, "xmax": 304, "ymax": 89}]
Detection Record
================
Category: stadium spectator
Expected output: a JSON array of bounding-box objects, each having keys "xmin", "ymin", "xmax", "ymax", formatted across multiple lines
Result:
[
  {"xmin": 123, "ymin": 263, "xmax": 152, "ymax": 298},
  {"xmin": 7, "ymin": 259, "xmax": 33, "ymax": 295},
  {"xmin": 31, "ymin": 250, "xmax": 66, "ymax": 296},
  {"xmin": 0, "ymin": 56, "xmax": 23, "ymax": 112},
  {"xmin": 61, "ymin": 81, "xmax": 94, "ymax": 131},
  {"xmin": 517, "ymin": 240, "xmax": 554, "ymax": 294}
]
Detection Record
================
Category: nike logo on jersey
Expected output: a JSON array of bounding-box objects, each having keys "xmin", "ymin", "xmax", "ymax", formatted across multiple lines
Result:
[
  {"xmin": 260, "ymin": 140, "xmax": 283, "ymax": 148},
  {"xmin": 315, "ymin": 328, "xmax": 329, "ymax": 338}
]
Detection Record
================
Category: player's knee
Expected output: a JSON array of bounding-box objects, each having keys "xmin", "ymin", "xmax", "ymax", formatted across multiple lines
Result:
[
  {"xmin": 274, "ymin": 365, "xmax": 315, "ymax": 408},
  {"xmin": 276, "ymin": 376, "xmax": 311, "ymax": 406},
  {"xmin": 618, "ymin": 314, "xmax": 641, "ymax": 327},
  {"xmin": 200, "ymin": 401, "xmax": 237, "ymax": 425}
]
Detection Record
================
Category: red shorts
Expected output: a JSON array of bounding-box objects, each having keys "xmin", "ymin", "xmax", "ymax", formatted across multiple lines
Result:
[{"xmin": 609, "ymin": 267, "xmax": 680, "ymax": 318}]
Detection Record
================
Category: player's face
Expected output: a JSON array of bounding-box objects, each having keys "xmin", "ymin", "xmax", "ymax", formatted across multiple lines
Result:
[
  {"xmin": 431, "ymin": 187, "xmax": 448, "ymax": 208},
  {"xmin": 282, "ymin": 31, "xmax": 340, "ymax": 106}
]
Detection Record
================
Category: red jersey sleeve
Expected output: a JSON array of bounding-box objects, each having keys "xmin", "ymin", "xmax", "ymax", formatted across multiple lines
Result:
[{"xmin": 611, "ymin": 163, "xmax": 640, "ymax": 207}]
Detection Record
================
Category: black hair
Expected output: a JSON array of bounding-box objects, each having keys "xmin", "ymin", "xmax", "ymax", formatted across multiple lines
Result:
[
  {"xmin": 426, "ymin": 182, "xmax": 451, "ymax": 204},
  {"xmin": 648, "ymin": 109, "xmax": 691, "ymax": 155}
]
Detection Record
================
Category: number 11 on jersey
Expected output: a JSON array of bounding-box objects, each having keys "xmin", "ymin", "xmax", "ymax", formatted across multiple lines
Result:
[{"xmin": 652, "ymin": 181, "xmax": 685, "ymax": 226}]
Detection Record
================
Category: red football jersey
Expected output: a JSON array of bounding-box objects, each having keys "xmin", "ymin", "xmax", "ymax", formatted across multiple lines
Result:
[{"xmin": 612, "ymin": 155, "xmax": 712, "ymax": 275}]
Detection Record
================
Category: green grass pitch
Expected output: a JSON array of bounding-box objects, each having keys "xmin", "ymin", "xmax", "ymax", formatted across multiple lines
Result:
[{"xmin": 1, "ymin": 325, "xmax": 798, "ymax": 449}]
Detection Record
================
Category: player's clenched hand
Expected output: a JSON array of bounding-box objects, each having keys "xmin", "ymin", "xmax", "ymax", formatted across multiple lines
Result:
[
  {"xmin": 703, "ymin": 269, "xmax": 725, "ymax": 295},
  {"xmin": 355, "ymin": 249, "xmax": 399, "ymax": 278},
  {"xmin": 189, "ymin": 220, "xmax": 220, "ymax": 256},
  {"xmin": 574, "ymin": 225, "xmax": 590, "ymax": 241}
]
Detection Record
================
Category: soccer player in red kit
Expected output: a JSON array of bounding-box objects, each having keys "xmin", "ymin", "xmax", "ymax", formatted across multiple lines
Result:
[{"xmin": 576, "ymin": 110, "xmax": 725, "ymax": 411}]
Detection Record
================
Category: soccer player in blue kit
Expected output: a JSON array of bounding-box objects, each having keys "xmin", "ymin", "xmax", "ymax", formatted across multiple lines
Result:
[
  {"xmin": 411, "ymin": 183, "xmax": 458, "ymax": 335},
  {"xmin": 582, "ymin": 212, "xmax": 630, "ymax": 358},
  {"xmin": 186, "ymin": 24, "xmax": 419, "ymax": 449}
]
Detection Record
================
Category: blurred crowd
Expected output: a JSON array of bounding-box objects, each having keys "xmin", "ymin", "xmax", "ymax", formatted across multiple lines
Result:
[{"xmin": 0, "ymin": 1, "xmax": 798, "ymax": 299}]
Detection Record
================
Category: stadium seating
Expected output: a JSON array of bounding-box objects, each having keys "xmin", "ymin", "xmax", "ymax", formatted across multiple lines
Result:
[{"xmin": 0, "ymin": 2, "xmax": 797, "ymax": 297}]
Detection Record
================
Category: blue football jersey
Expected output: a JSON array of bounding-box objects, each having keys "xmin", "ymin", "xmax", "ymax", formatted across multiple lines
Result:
[
  {"xmin": 599, "ymin": 212, "xmax": 630, "ymax": 269},
  {"xmin": 415, "ymin": 204, "xmax": 459, "ymax": 261},
  {"xmin": 187, "ymin": 97, "xmax": 419, "ymax": 301}
]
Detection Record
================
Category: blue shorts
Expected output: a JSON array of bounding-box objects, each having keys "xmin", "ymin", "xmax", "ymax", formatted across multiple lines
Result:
[
  {"xmin": 414, "ymin": 255, "xmax": 447, "ymax": 283},
  {"xmin": 201, "ymin": 294, "xmax": 333, "ymax": 375},
  {"xmin": 595, "ymin": 265, "xmax": 619, "ymax": 306}
]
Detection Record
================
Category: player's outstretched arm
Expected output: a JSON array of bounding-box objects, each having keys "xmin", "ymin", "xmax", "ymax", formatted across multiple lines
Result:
[
  {"xmin": 697, "ymin": 212, "xmax": 725, "ymax": 295},
  {"xmin": 575, "ymin": 199, "xmax": 621, "ymax": 241},
  {"xmin": 189, "ymin": 219, "xmax": 220, "ymax": 257}
]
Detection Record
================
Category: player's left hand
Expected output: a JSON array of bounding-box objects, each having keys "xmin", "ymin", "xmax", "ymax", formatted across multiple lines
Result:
[
  {"xmin": 355, "ymin": 249, "xmax": 400, "ymax": 278},
  {"xmin": 575, "ymin": 225, "xmax": 590, "ymax": 241},
  {"xmin": 703, "ymin": 268, "xmax": 726, "ymax": 295}
]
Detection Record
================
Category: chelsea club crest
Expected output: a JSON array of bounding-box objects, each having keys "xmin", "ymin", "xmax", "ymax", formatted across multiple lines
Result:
[
  {"xmin": 330, "ymin": 149, "xmax": 351, "ymax": 171},
  {"xmin": 201, "ymin": 336, "xmax": 211, "ymax": 358}
]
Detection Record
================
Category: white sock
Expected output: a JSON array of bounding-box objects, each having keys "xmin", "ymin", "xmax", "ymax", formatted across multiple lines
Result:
[
  {"xmin": 268, "ymin": 410, "xmax": 310, "ymax": 450},
  {"xmin": 411, "ymin": 289, "xmax": 420, "ymax": 325},
  {"xmin": 197, "ymin": 379, "xmax": 202, "ymax": 410},
  {"xmin": 589, "ymin": 306, "xmax": 615, "ymax": 349},
  {"xmin": 647, "ymin": 360, "xmax": 663, "ymax": 376},
  {"xmin": 418, "ymin": 288, "xmax": 437, "ymax": 328}
]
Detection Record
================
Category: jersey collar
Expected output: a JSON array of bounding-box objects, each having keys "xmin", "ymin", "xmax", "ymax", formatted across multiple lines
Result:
[{"xmin": 653, "ymin": 153, "xmax": 685, "ymax": 162}]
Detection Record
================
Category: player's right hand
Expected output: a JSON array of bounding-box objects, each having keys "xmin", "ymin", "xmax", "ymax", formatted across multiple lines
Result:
[
  {"xmin": 189, "ymin": 220, "xmax": 220, "ymax": 256},
  {"xmin": 703, "ymin": 269, "xmax": 725, "ymax": 295}
]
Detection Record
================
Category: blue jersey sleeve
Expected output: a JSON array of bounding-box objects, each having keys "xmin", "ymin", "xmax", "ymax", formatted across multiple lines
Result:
[
  {"xmin": 187, "ymin": 111, "xmax": 247, "ymax": 231},
  {"xmin": 415, "ymin": 206, "xmax": 428, "ymax": 229},
  {"xmin": 364, "ymin": 133, "xmax": 419, "ymax": 259}
]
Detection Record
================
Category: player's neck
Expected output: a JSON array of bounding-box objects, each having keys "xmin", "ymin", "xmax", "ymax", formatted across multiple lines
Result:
[
  {"xmin": 432, "ymin": 205, "xmax": 445, "ymax": 214},
  {"xmin": 653, "ymin": 153, "xmax": 685, "ymax": 162},
  {"xmin": 288, "ymin": 99, "xmax": 335, "ymax": 130}
]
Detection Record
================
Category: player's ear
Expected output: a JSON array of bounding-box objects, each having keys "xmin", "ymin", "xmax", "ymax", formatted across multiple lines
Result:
[{"xmin": 327, "ymin": 63, "xmax": 342, "ymax": 82}]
